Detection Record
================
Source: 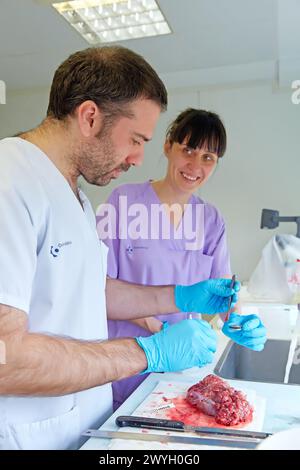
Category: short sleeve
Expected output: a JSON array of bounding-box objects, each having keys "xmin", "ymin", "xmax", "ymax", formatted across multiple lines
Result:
[
  {"xmin": 210, "ymin": 223, "xmax": 231, "ymax": 278},
  {"xmin": 96, "ymin": 189, "xmax": 120, "ymax": 279},
  {"xmin": 0, "ymin": 183, "xmax": 37, "ymax": 313}
]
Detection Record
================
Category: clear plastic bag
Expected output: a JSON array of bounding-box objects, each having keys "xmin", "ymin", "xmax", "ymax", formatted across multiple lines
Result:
[{"xmin": 248, "ymin": 235, "xmax": 300, "ymax": 304}]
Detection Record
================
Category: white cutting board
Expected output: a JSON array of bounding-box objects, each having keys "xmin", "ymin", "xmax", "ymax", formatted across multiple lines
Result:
[{"xmin": 108, "ymin": 378, "xmax": 266, "ymax": 450}]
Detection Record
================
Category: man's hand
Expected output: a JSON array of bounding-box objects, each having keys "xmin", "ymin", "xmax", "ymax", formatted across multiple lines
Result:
[
  {"xmin": 174, "ymin": 278, "xmax": 240, "ymax": 315},
  {"xmin": 130, "ymin": 316, "xmax": 163, "ymax": 333},
  {"xmin": 136, "ymin": 319, "xmax": 217, "ymax": 373},
  {"xmin": 222, "ymin": 313, "xmax": 267, "ymax": 351}
]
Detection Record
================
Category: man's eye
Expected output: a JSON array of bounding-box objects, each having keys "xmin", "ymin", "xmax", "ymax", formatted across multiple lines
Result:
[{"xmin": 133, "ymin": 139, "xmax": 141, "ymax": 146}]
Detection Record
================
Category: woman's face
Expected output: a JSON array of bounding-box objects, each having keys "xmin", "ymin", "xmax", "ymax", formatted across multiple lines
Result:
[{"xmin": 164, "ymin": 137, "xmax": 218, "ymax": 195}]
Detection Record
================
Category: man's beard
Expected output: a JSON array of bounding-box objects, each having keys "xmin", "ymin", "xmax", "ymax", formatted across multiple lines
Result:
[
  {"xmin": 78, "ymin": 126, "xmax": 130, "ymax": 186},
  {"xmin": 95, "ymin": 161, "xmax": 130, "ymax": 186}
]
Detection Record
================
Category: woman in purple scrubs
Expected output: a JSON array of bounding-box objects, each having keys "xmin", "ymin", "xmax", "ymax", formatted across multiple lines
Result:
[{"xmin": 97, "ymin": 109, "xmax": 255, "ymax": 409}]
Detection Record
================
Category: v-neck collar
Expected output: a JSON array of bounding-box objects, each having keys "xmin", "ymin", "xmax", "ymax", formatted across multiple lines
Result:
[{"xmin": 146, "ymin": 180, "xmax": 196, "ymax": 234}]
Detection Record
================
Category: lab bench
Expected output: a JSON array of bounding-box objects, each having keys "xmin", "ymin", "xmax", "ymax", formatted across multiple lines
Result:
[{"xmin": 80, "ymin": 302, "xmax": 300, "ymax": 450}]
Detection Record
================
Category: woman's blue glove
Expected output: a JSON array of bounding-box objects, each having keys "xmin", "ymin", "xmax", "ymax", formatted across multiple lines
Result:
[
  {"xmin": 174, "ymin": 278, "xmax": 240, "ymax": 315},
  {"xmin": 136, "ymin": 319, "xmax": 217, "ymax": 373},
  {"xmin": 222, "ymin": 313, "xmax": 267, "ymax": 351}
]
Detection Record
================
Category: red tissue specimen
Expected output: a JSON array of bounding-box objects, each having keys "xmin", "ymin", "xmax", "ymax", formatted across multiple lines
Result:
[{"xmin": 186, "ymin": 375, "xmax": 253, "ymax": 426}]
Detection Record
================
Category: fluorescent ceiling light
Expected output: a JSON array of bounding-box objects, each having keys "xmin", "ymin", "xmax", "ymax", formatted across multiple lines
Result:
[{"xmin": 52, "ymin": 0, "xmax": 172, "ymax": 44}]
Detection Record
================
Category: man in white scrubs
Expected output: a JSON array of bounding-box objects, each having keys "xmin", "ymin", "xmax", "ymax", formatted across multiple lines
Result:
[{"xmin": 0, "ymin": 46, "xmax": 240, "ymax": 450}]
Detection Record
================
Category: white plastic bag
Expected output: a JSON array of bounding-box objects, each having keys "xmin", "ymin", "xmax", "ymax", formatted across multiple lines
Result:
[{"xmin": 248, "ymin": 234, "xmax": 300, "ymax": 304}]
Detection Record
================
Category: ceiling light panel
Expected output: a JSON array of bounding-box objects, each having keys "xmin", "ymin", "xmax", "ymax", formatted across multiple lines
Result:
[{"xmin": 52, "ymin": 0, "xmax": 171, "ymax": 44}]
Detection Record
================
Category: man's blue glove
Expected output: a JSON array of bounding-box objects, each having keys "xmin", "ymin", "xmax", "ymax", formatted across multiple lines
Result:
[
  {"xmin": 222, "ymin": 313, "xmax": 267, "ymax": 351},
  {"xmin": 136, "ymin": 319, "xmax": 217, "ymax": 373},
  {"xmin": 174, "ymin": 278, "xmax": 240, "ymax": 315}
]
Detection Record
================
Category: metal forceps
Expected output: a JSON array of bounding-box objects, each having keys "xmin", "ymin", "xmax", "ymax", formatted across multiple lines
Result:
[{"xmin": 224, "ymin": 274, "xmax": 242, "ymax": 330}]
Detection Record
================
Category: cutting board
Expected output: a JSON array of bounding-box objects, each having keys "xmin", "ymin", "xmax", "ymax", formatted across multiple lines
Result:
[
  {"xmin": 108, "ymin": 378, "xmax": 266, "ymax": 450},
  {"xmin": 131, "ymin": 379, "xmax": 265, "ymax": 430}
]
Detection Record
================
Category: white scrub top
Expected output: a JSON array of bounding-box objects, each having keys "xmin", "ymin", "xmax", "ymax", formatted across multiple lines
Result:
[{"xmin": 0, "ymin": 137, "xmax": 112, "ymax": 450}]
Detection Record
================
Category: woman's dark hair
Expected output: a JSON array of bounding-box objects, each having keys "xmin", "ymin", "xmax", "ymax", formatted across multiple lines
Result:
[
  {"xmin": 166, "ymin": 108, "xmax": 226, "ymax": 158},
  {"xmin": 47, "ymin": 46, "xmax": 167, "ymax": 121}
]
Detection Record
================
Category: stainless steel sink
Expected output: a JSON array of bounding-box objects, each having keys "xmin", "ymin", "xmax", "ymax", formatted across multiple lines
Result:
[{"xmin": 214, "ymin": 339, "xmax": 300, "ymax": 385}]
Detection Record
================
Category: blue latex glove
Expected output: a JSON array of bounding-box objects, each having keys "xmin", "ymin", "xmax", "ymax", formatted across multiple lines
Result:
[
  {"xmin": 222, "ymin": 313, "xmax": 267, "ymax": 351},
  {"xmin": 174, "ymin": 278, "xmax": 240, "ymax": 315},
  {"xmin": 136, "ymin": 319, "xmax": 217, "ymax": 373}
]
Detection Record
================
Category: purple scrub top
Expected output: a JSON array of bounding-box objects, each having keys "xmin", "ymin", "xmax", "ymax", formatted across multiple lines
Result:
[{"xmin": 96, "ymin": 181, "xmax": 231, "ymax": 409}]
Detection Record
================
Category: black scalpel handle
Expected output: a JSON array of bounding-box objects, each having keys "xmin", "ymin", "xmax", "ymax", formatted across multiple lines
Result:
[{"xmin": 116, "ymin": 415, "xmax": 185, "ymax": 432}]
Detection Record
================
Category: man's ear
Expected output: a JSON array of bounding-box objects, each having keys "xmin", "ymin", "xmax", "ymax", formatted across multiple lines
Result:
[{"xmin": 76, "ymin": 100, "xmax": 103, "ymax": 137}]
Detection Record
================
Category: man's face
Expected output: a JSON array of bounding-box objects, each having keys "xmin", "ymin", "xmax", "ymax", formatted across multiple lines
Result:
[{"xmin": 78, "ymin": 99, "xmax": 161, "ymax": 186}]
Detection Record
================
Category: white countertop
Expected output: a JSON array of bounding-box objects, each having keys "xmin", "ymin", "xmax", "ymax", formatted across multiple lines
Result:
[{"xmin": 80, "ymin": 305, "xmax": 300, "ymax": 450}]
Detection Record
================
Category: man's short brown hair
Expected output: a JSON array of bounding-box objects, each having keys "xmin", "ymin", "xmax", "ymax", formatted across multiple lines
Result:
[{"xmin": 47, "ymin": 46, "xmax": 167, "ymax": 121}]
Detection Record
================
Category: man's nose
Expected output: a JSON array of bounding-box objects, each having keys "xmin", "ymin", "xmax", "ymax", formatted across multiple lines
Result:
[{"xmin": 126, "ymin": 149, "xmax": 144, "ymax": 167}]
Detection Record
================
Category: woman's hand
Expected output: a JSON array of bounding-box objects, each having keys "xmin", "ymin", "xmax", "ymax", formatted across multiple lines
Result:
[
  {"xmin": 175, "ymin": 278, "xmax": 240, "ymax": 314},
  {"xmin": 222, "ymin": 313, "xmax": 267, "ymax": 351},
  {"xmin": 130, "ymin": 316, "xmax": 163, "ymax": 333}
]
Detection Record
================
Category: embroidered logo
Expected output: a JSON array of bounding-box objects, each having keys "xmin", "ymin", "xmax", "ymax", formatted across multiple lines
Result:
[
  {"xmin": 50, "ymin": 241, "xmax": 72, "ymax": 258},
  {"xmin": 125, "ymin": 245, "xmax": 148, "ymax": 255},
  {"xmin": 126, "ymin": 245, "xmax": 134, "ymax": 255}
]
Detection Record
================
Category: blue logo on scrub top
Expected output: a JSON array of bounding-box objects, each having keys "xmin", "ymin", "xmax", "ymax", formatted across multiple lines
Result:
[
  {"xmin": 50, "ymin": 241, "xmax": 72, "ymax": 258},
  {"xmin": 126, "ymin": 245, "xmax": 148, "ymax": 255},
  {"xmin": 50, "ymin": 246, "xmax": 60, "ymax": 257}
]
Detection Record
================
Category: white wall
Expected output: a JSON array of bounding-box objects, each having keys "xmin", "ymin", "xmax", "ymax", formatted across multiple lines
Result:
[
  {"xmin": 197, "ymin": 83, "xmax": 300, "ymax": 281},
  {"xmin": 1, "ymin": 81, "xmax": 299, "ymax": 281},
  {"xmin": 0, "ymin": 88, "xmax": 49, "ymax": 138}
]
